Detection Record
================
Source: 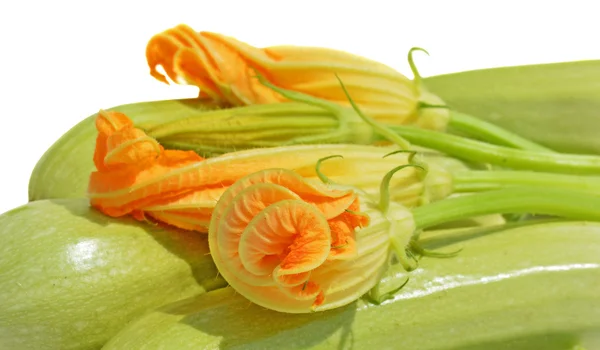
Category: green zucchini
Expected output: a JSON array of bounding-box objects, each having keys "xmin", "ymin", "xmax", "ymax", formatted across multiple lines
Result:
[
  {"xmin": 425, "ymin": 60, "xmax": 600, "ymax": 155},
  {"xmin": 103, "ymin": 221, "xmax": 600, "ymax": 350},
  {"xmin": 0, "ymin": 199, "xmax": 225, "ymax": 350}
]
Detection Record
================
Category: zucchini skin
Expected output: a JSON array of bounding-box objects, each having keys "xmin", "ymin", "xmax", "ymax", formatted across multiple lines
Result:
[
  {"xmin": 0, "ymin": 199, "xmax": 226, "ymax": 350},
  {"xmin": 103, "ymin": 221, "xmax": 600, "ymax": 350},
  {"xmin": 425, "ymin": 60, "xmax": 600, "ymax": 155}
]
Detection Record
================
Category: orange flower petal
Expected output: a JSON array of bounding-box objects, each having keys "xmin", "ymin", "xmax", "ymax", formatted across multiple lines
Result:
[
  {"xmin": 217, "ymin": 183, "xmax": 301, "ymax": 286},
  {"xmin": 240, "ymin": 199, "xmax": 331, "ymax": 281},
  {"xmin": 173, "ymin": 47, "xmax": 224, "ymax": 102},
  {"xmin": 146, "ymin": 24, "xmax": 199, "ymax": 84},
  {"xmin": 93, "ymin": 110, "xmax": 136, "ymax": 172},
  {"xmin": 96, "ymin": 110, "xmax": 134, "ymax": 134},
  {"xmin": 103, "ymin": 127, "xmax": 161, "ymax": 167},
  {"xmin": 326, "ymin": 197, "xmax": 369, "ymax": 260},
  {"xmin": 88, "ymin": 110, "xmax": 205, "ymax": 218}
]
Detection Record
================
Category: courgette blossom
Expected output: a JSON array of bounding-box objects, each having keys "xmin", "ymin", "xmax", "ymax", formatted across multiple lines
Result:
[
  {"xmin": 88, "ymin": 110, "xmax": 451, "ymax": 231},
  {"xmin": 207, "ymin": 167, "xmax": 415, "ymax": 313},
  {"xmin": 146, "ymin": 24, "xmax": 448, "ymax": 131}
]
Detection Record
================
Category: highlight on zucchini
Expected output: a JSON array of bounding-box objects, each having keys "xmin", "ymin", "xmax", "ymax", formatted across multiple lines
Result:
[{"xmin": 0, "ymin": 199, "xmax": 226, "ymax": 350}]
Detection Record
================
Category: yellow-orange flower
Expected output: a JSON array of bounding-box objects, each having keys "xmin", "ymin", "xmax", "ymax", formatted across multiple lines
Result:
[
  {"xmin": 208, "ymin": 168, "xmax": 415, "ymax": 313},
  {"xmin": 88, "ymin": 111, "xmax": 450, "ymax": 232},
  {"xmin": 146, "ymin": 24, "xmax": 448, "ymax": 129}
]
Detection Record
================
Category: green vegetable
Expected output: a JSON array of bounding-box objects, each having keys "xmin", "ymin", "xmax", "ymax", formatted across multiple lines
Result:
[
  {"xmin": 424, "ymin": 60, "xmax": 600, "ymax": 155},
  {"xmin": 0, "ymin": 199, "xmax": 225, "ymax": 350},
  {"xmin": 102, "ymin": 221, "xmax": 600, "ymax": 350}
]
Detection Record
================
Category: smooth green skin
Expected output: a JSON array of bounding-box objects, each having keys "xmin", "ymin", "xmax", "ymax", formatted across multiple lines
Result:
[
  {"xmin": 103, "ymin": 221, "xmax": 600, "ymax": 350},
  {"xmin": 424, "ymin": 60, "xmax": 600, "ymax": 155},
  {"xmin": 0, "ymin": 199, "xmax": 226, "ymax": 350},
  {"xmin": 28, "ymin": 99, "xmax": 219, "ymax": 201}
]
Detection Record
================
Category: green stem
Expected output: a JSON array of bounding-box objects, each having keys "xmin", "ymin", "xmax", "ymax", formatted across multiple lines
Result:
[
  {"xmin": 147, "ymin": 103, "xmax": 335, "ymax": 138},
  {"xmin": 334, "ymin": 75, "xmax": 411, "ymax": 149},
  {"xmin": 390, "ymin": 125, "xmax": 600, "ymax": 175},
  {"xmin": 412, "ymin": 187, "xmax": 600, "ymax": 229},
  {"xmin": 452, "ymin": 170, "xmax": 600, "ymax": 194},
  {"xmin": 448, "ymin": 111, "xmax": 554, "ymax": 153}
]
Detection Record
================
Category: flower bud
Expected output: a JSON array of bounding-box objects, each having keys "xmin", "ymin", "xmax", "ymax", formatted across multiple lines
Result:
[{"xmin": 146, "ymin": 24, "xmax": 449, "ymax": 130}]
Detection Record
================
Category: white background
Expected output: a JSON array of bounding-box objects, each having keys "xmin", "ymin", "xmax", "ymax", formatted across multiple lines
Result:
[{"xmin": 1, "ymin": 0, "xmax": 599, "ymax": 214}]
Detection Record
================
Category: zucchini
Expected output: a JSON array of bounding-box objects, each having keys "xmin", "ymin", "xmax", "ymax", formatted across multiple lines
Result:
[
  {"xmin": 425, "ymin": 60, "xmax": 600, "ymax": 155},
  {"xmin": 103, "ymin": 221, "xmax": 600, "ymax": 350},
  {"xmin": 0, "ymin": 199, "xmax": 225, "ymax": 350}
]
